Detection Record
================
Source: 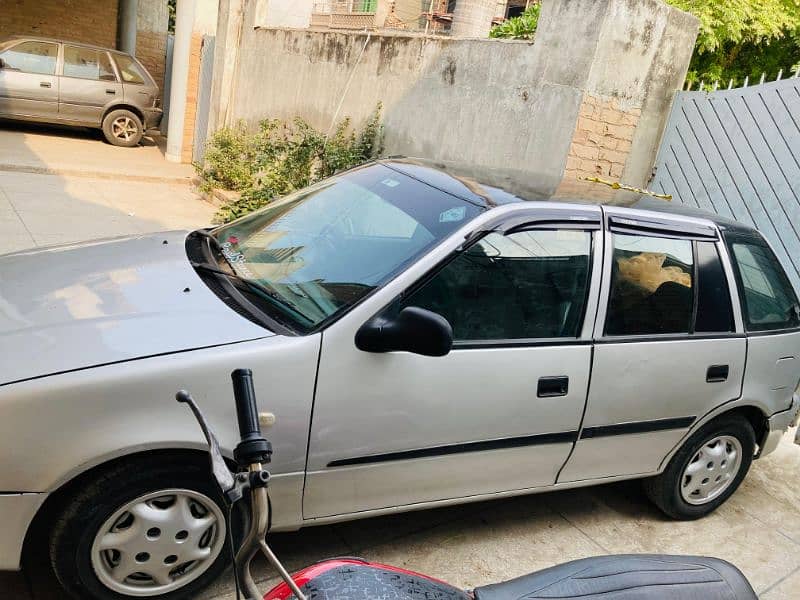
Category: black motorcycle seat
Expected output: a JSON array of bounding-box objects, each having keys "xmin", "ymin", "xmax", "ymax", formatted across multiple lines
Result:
[{"xmin": 473, "ymin": 554, "xmax": 756, "ymax": 600}]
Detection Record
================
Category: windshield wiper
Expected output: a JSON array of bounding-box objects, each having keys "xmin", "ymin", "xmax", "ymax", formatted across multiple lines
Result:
[{"xmin": 190, "ymin": 261, "xmax": 313, "ymax": 326}]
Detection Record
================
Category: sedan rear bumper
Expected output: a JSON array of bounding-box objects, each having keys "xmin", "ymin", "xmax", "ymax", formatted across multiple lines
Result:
[
  {"xmin": 0, "ymin": 493, "xmax": 47, "ymax": 570},
  {"xmin": 761, "ymin": 394, "xmax": 800, "ymax": 457}
]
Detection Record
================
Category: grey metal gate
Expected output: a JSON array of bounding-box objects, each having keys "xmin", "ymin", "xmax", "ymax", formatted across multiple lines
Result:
[
  {"xmin": 651, "ymin": 77, "xmax": 800, "ymax": 291},
  {"xmin": 192, "ymin": 35, "xmax": 216, "ymax": 163}
]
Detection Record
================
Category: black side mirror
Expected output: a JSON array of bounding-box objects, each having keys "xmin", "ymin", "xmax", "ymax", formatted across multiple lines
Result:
[
  {"xmin": 355, "ymin": 306, "xmax": 453, "ymax": 357},
  {"xmin": 0, "ymin": 58, "xmax": 6, "ymax": 69}
]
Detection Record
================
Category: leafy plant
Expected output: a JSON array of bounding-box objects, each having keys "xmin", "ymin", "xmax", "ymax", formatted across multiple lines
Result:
[
  {"xmin": 665, "ymin": 0, "xmax": 800, "ymax": 87},
  {"xmin": 196, "ymin": 105, "xmax": 384, "ymax": 223},
  {"xmin": 489, "ymin": 4, "xmax": 541, "ymax": 40}
]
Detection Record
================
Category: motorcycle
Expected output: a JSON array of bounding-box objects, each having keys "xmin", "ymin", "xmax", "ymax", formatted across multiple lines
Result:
[{"xmin": 177, "ymin": 369, "xmax": 758, "ymax": 600}]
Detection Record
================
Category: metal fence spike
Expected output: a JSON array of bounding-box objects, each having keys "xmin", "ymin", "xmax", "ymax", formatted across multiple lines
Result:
[
  {"xmin": 760, "ymin": 72, "xmax": 766, "ymax": 85},
  {"xmin": 728, "ymin": 79, "xmax": 734, "ymax": 89},
  {"xmin": 777, "ymin": 69, "xmax": 783, "ymax": 81},
  {"xmin": 743, "ymin": 76, "xmax": 749, "ymax": 87}
]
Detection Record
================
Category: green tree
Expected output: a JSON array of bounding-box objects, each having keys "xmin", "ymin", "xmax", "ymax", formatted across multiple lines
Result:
[
  {"xmin": 665, "ymin": 0, "xmax": 800, "ymax": 86},
  {"xmin": 489, "ymin": 4, "xmax": 541, "ymax": 40}
]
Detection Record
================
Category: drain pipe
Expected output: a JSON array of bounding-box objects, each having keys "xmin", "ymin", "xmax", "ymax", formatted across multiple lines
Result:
[{"xmin": 166, "ymin": 0, "xmax": 196, "ymax": 163}]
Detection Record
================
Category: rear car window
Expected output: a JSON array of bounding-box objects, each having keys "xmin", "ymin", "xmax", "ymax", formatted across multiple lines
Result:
[
  {"xmin": 605, "ymin": 234, "xmax": 694, "ymax": 336},
  {"xmin": 63, "ymin": 46, "xmax": 116, "ymax": 81},
  {"xmin": 112, "ymin": 53, "xmax": 146, "ymax": 84},
  {"xmin": 729, "ymin": 240, "xmax": 800, "ymax": 332}
]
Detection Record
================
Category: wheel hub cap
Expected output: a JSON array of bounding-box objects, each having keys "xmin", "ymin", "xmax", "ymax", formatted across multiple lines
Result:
[
  {"xmin": 680, "ymin": 435, "xmax": 743, "ymax": 505},
  {"xmin": 91, "ymin": 489, "xmax": 225, "ymax": 596},
  {"xmin": 112, "ymin": 116, "xmax": 138, "ymax": 141}
]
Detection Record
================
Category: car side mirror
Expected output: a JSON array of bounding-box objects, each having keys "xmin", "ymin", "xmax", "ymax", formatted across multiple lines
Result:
[
  {"xmin": 0, "ymin": 58, "xmax": 6, "ymax": 69},
  {"xmin": 355, "ymin": 306, "xmax": 453, "ymax": 357}
]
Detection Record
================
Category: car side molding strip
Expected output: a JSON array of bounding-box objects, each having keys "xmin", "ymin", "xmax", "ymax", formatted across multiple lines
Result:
[
  {"xmin": 327, "ymin": 431, "xmax": 580, "ymax": 468},
  {"xmin": 580, "ymin": 416, "xmax": 696, "ymax": 440},
  {"xmin": 326, "ymin": 417, "xmax": 698, "ymax": 468}
]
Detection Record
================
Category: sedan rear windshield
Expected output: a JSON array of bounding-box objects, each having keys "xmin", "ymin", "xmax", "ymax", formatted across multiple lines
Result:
[{"xmin": 209, "ymin": 164, "xmax": 483, "ymax": 333}]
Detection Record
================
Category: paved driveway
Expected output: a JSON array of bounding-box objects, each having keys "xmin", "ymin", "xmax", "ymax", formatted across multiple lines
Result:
[{"xmin": 0, "ymin": 123, "xmax": 213, "ymax": 255}]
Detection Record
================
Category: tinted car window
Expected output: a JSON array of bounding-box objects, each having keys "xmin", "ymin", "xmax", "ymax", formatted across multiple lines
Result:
[
  {"xmin": 112, "ymin": 53, "xmax": 146, "ymax": 84},
  {"xmin": 605, "ymin": 234, "xmax": 694, "ymax": 335},
  {"xmin": 0, "ymin": 41, "xmax": 58, "ymax": 75},
  {"xmin": 694, "ymin": 241, "xmax": 734, "ymax": 333},
  {"xmin": 730, "ymin": 241, "xmax": 800, "ymax": 331},
  {"xmin": 63, "ymin": 46, "xmax": 116, "ymax": 81},
  {"xmin": 403, "ymin": 229, "xmax": 592, "ymax": 341}
]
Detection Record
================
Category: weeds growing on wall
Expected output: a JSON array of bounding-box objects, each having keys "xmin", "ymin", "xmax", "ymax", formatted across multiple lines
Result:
[
  {"xmin": 196, "ymin": 104, "xmax": 384, "ymax": 223},
  {"xmin": 489, "ymin": 4, "xmax": 541, "ymax": 40}
]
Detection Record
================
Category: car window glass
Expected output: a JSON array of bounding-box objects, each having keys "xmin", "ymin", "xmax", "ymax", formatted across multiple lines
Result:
[
  {"xmin": 0, "ymin": 41, "xmax": 58, "ymax": 75},
  {"xmin": 113, "ymin": 54, "xmax": 145, "ymax": 84},
  {"xmin": 402, "ymin": 229, "xmax": 592, "ymax": 341},
  {"xmin": 63, "ymin": 46, "xmax": 116, "ymax": 81},
  {"xmin": 605, "ymin": 234, "xmax": 694, "ymax": 335},
  {"xmin": 731, "ymin": 242, "xmax": 800, "ymax": 331},
  {"xmin": 212, "ymin": 166, "xmax": 482, "ymax": 333},
  {"xmin": 695, "ymin": 241, "xmax": 734, "ymax": 333}
]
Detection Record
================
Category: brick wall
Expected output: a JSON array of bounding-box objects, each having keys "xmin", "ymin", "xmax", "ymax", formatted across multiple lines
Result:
[
  {"xmin": 136, "ymin": 30, "xmax": 168, "ymax": 91},
  {"xmin": 564, "ymin": 94, "xmax": 642, "ymax": 181},
  {"xmin": 181, "ymin": 32, "xmax": 204, "ymax": 163},
  {"xmin": 1, "ymin": 0, "xmax": 118, "ymax": 48}
]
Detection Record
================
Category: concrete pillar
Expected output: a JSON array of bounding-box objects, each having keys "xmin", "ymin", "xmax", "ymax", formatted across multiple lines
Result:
[
  {"xmin": 165, "ymin": 0, "xmax": 196, "ymax": 162},
  {"xmin": 118, "ymin": 0, "xmax": 139, "ymax": 53},
  {"xmin": 450, "ymin": 0, "xmax": 499, "ymax": 38},
  {"xmin": 206, "ymin": 0, "xmax": 245, "ymax": 137}
]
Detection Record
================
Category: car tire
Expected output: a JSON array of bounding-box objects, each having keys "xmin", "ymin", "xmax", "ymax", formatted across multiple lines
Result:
[
  {"xmin": 50, "ymin": 457, "xmax": 232, "ymax": 600},
  {"xmin": 102, "ymin": 109, "xmax": 144, "ymax": 147},
  {"xmin": 644, "ymin": 415, "xmax": 755, "ymax": 520}
]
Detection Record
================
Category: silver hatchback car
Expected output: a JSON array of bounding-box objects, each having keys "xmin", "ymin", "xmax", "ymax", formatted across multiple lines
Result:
[
  {"xmin": 1, "ymin": 160, "xmax": 799, "ymax": 600},
  {"xmin": 0, "ymin": 36, "xmax": 162, "ymax": 147}
]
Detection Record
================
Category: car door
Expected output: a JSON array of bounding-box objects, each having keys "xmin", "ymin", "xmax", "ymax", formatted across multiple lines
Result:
[
  {"xmin": 303, "ymin": 206, "xmax": 602, "ymax": 519},
  {"xmin": 559, "ymin": 208, "xmax": 747, "ymax": 482},
  {"xmin": 0, "ymin": 39, "xmax": 59, "ymax": 119},
  {"xmin": 58, "ymin": 45, "xmax": 121, "ymax": 125}
]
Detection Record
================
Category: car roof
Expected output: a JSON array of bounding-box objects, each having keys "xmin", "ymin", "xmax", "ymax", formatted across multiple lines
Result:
[
  {"xmin": 379, "ymin": 157, "xmax": 754, "ymax": 235},
  {"xmin": 2, "ymin": 35, "xmax": 127, "ymax": 55}
]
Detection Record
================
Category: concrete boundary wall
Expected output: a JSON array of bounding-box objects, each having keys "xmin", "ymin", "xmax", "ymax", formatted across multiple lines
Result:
[{"xmin": 210, "ymin": 0, "xmax": 698, "ymax": 192}]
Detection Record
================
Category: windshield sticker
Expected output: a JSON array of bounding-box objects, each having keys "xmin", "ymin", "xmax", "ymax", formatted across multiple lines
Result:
[
  {"xmin": 381, "ymin": 178, "xmax": 401, "ymax": 188},
  {"xmin": 439, "ymin": 206, "xmax": 467, "ymax": 223},
  {"xmin": 221, "ymin": 241, "xmax": 256, "ymax": 279}
]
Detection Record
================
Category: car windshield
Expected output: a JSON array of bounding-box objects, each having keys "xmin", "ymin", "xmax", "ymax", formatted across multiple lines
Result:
[{"xmin": 209, "ymin": 163, "xmax": 483, "ymax": 333}]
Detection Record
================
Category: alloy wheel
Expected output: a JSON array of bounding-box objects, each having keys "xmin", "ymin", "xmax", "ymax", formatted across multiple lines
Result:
[
  {"xmin": 680, "ymin": 435, "xmax": 743, "ymax": 505},
  {"xmin": 112, "ymin": 116, "xmax": 139, "ymax": 142},
  {"xmin": 90, "ymin": 488, "xmax": 225, "ymax": 596}
]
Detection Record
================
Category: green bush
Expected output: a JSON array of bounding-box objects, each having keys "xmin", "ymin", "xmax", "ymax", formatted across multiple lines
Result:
[
  {"xmin": 196, "ymin": 105, "xmax": 384, "ymax": 223},
  {"xmin": 489, "ymin": 4, "xmax": 541, "ymax": 40}
]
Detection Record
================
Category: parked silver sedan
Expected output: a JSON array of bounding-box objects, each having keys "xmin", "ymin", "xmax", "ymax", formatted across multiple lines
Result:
[
  {"xmin": 0, "ymin": 36, "xmax": 162, "ymax": 146},
  {"xmin": 1, "ymin": 160, "xmax": 799, "ymax": 600}
]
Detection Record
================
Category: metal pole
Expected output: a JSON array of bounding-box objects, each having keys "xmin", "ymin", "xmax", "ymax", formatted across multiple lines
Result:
[
  {"xmin": 117, "ymin": 0, "xmax": 138, "ymax": 54},
  {"xmin": 165, "ymin": 0, "xmax": 196, "ymax": 162}
]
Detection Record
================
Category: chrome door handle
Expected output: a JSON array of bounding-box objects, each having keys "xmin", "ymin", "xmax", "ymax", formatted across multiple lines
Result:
[
  {"xmin": 40, "ymin": 81, "xmax": 51, "ymax": 88},
  {"xmin": 706, "ymin": 365, "xmax": 729, "ymax": 383},
  {"xmin": 538, "ymin": 376, "xmax": 569, "ymax": 398}
]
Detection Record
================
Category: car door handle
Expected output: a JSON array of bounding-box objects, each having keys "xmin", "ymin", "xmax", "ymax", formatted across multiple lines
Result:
[
  {"xmin": 707, "ymin": 365, "xmax": 729, "ymax": 383},
  {"xmin": 106, "ymin": 89, "xmax": 116, "ymax": 94},
  {"xmin": 538, "ymin": 376, "xmax": 569, "ymax": 398},
  {"xmin": 40, "ymin": 81, "xmax": 51, "ymax": 88}
]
